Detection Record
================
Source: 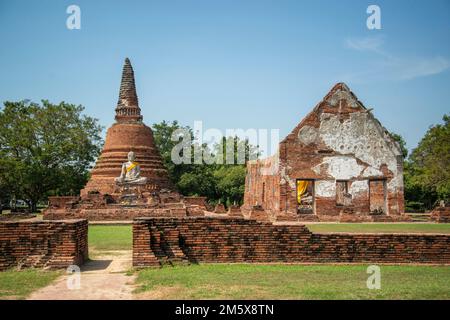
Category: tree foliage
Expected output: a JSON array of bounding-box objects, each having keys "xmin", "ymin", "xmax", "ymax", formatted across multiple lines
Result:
[
  {"xmin": 409, "ymin": 114, "xmax": 450, "ymax": 202},
  {"xmin": 390, "ymin": 132, "xmax": 408, "ymax": 159},
  {"xmin": 152, "ymin": 121, "xmax": 258, "ymax": 206},
  {"xmin": 0, "ymin": 100, "xmax": 103, "ymax": 212},
  {"xmin": 392, "ymin": 115, "xmax": 449, "ymax": 212}
]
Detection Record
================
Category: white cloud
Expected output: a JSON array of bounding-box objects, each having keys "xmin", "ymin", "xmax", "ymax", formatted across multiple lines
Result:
[
  {"xmin": 345, "ymin": 36, "xmax": 385, "ymax": 54},
  {"xmin": 398, "ymin": 56, "xmax": 450, "ymax": 80},
  {"xmin": 344, "ymin": 37, "xmax": 449, "ymax": 81}
]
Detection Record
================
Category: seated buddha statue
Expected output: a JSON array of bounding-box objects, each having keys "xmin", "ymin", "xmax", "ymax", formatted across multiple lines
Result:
[{"xmin": 114, "ymin": 151, "xmax": 148, "ymax": 184}]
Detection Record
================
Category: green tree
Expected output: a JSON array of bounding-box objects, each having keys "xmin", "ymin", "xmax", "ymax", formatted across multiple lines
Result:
[
  {"xmin": 152, "ymin": 121, "xmax": 258, "ymax": 205},
  {"xmin": 391, "ymin": 131, "xmax": 441, "ymax": 211},
  {"xmin": 210, "ymin": 136, "xmax": 258, "ymax": 205},
  {"xmin": 214, "ymin": 165, "xmax": 247, "ymax": 205},
  {"xmin": 177, "ymin": 166, "xmax": 219, "ymax": 200},
  {"xmin": 0, "ymin": 100, "xmax": 103, "ymax": 212},
  {"xmin": 0, "ymin": 175, "xmax": 10, "ymax": 213},
  {"xmin": 403, "ymin": 161, "xmax": 438, "ymax": 212},
  {"xmin": 152, "ymin": 120, "xmax": 193, "ymax": 184},
  {"xmin": 409, "ymin": 114, "xmax": 450, "ymax": 202},
  {"xmin": 391, "ymin": 132, "xmax": 408, "ymax": 159}
]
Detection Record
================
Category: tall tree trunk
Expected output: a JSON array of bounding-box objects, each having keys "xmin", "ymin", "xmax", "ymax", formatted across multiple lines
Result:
[
  {"xmin": 26, "ymin": 200, "xmax": 32, "ymax": 213},
  {"xmin": 30, "ymin": 199, "xmax": 38, "ymax": 213}
]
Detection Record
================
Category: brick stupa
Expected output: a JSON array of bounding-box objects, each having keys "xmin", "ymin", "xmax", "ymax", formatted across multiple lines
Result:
[
  {"xmin": 43, "ymin": 59, "xmax": 213, "ymax": 220},
  {"xmin": 81, "ymin": 58, "xmax": 173, "ymax": 196}
]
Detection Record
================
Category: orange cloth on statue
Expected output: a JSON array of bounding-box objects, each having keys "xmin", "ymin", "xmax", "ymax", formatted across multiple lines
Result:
[
  {"xmin": 126, "ymin": 162, "xmax": 139, "ymax": 172},
  {"xmin": 297, "ymin": 180, "xmax": 309, "ymax": 203}
]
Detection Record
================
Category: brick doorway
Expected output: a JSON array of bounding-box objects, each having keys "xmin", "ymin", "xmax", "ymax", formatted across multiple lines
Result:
[
  {"xmin": 296, "ymin": 179, "xmax": 315, "ymax": 215},
  {"xmin": 369, "ymin": 179, "xmax": 387, "ymax": 215}
]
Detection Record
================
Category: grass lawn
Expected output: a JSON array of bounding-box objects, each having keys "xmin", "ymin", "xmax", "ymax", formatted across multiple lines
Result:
[
  {"xmin": 88, "ymin": 225, "xmax": 132, "ymax": 252},
  {"xmin": 0, "ymin": 269, "xmax": 61, "ymax": 300},
  {"xmin": 135, "ymin": 264, "xmax": 450, "ymax": 300},
  {"xmin": 306, "ymin": 223, "xmax": 450, "ymax": 234}
]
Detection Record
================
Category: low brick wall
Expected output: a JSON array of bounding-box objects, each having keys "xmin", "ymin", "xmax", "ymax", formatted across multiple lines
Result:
[
  {"xmin": 43, "ymin": 208, "xmax": 187, "ymax": 221},
  {"xmin": 0, "ymin": 219, "xmax": 88, "ymax": 270},
  {"xmin": 133, "ymin": 217, "xmax": 450, "ymax": 267}
]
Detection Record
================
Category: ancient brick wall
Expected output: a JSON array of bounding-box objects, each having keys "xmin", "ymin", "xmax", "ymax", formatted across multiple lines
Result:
[
  {"xmin": 183, "ymin": 197, "xmax": 208, "ymax": 209},
  {"xmin": 431, "ymin": 204, "xmax": 450, "ymax": 223},
  {"xmin": 47, "ymin": 196, "xmax": 80, "ymax": 209},
  {"xmin": 243, "ymin": 155, "xmax": 280, "ymax": 212},
  {"xmin": 43, "ymin": 206, "xmax": 202, "ymax": 221},
  {"xmin": 0, "ymin": 220, "xmax": 88, "ymax": 270},
  {"xmin": 133, "ymin": 217, "xmax": 450, "ymax": 267}
]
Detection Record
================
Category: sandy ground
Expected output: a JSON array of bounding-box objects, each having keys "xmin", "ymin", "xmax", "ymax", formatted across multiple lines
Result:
[{"xmin": 27, "ymin": 250, "xmax": 136, "ymax": 300}]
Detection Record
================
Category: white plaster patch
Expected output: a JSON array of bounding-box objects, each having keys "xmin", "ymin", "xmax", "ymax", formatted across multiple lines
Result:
[
  {"xmin": 315, "ymin": 180, "xmax": 336, "ymax": 197},
  {"xmin": 362, "ymin": 166, "xmax": 383, "ymax": 178},
  {"xmin": 318, "ymin": 112, "xmax": 401, "ymax": 190},
  {"xmin": 349, "ymin": 180, "xmax": 368, "ymax": 195},
  {"xmin": 312, "ymin": 164, "xmax": 322, "ymax": 175},
  {"xmin": 280, "ymin": 166, "xmax": 296, "ymax": 189},
  {"xmin": 298, "ymin": 125, "xmax": 319, "ymax": 145},
  {"xmin": 387, "ymin": 177, "xmax": 400, "ymax": 192},
  {"xmin": 313, "ymin": 156, "xmax": 365, "ymax": 180}
]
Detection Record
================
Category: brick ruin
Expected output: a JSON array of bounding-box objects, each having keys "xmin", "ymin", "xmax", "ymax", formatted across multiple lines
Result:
[
  {"xmin": 44, "ymin": 58, "xmax": 206, "ymax": 221},
  {"xmin": 82, "ymin": 57, "xmax": 174, "ymax": 196},
  {"xmin": 431, "ymin": 203, "xmax": 450, "ymax": 223},
  {"xmin": 44, "ymin": 66, "xmax": 410, "ymax": 223},
  {"xmin": 133, "ymin": 217, "xmax": 450, "ymax": 266},
  {"xmin": 0, "ymin": 220, "xmax": 88, "ymax": 271},
  {"xmin": 4, "ymin": 62, "xmax": 449, "ymax": 273},
  {"xmin": 243, "ymin": 83, "xmax": 407, "ymax": 222}
]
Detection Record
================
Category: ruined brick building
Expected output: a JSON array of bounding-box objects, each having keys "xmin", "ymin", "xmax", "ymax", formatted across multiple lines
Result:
[{"xmin": 243, "ymin": 83, "xmax": 407, "ymax": 222}]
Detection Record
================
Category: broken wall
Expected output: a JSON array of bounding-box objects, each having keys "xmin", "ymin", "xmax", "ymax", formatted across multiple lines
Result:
[
  {"xmin": 279, "ymin": 83, "xmax": 404, "ymax": 216},
  {"xmin": 243, "ymin": 83, "xmax": 405, "ymax": 219}
]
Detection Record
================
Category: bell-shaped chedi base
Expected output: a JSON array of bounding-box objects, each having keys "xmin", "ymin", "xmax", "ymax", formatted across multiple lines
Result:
[{"xmin": 81, "ymin": 122, "xmax": 173, "ymax": 196}]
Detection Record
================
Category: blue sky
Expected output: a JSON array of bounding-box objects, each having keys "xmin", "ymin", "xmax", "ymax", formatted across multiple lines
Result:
[{"xmin": 0, "ymin": 0, "xmax": 449, "ymax": 152}]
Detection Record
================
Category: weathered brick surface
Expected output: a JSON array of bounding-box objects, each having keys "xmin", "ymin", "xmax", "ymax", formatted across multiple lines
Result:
[
  {"xmin": 227, "ymin": 205, "xmax": 243, "ymax": 217},
  {"xmin": 44, "ymin": 207, "xmax": 188, "ymax": 221},
  {"xmin": 81, "ymin": 58, "xmax": 173, "ymax": 196},
  {"xmin": 43, "ymin": 195, "xmax": 208, "ymax": 220},
  {"xmin": 47, "ymin": 196, "xmax": 80, "ymax": 209},
  {"xmin": 243, "ymin": 83, "xmax": 406, "ymax": 222},
  {"xmin": 431, "ymin": 204, "xmax": 450, "ymax": 223},
  {"xmin": 213, "ymin": 203, "xmax": 227, "ymax": 214},
  {"xmin": 133, "ymin": 217, "xmax": 450, "ymax": 266},
  {"xmin": 0, "ymin": 220, "xmax": 88, "ymax": 270},
  {"xmin": 184, "ymin": 197, "xmax": 207, "ymax": 209}
]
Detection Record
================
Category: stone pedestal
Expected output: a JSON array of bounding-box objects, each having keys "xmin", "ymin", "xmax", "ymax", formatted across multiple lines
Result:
[{"xmin": 115, "ymin": 182, "xmax": 148, "ymax": 206}]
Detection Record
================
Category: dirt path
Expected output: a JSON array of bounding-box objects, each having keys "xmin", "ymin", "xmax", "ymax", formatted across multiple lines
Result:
[{"xmin": 28, "ymin": 250, "xmax": 136, "ymax": 300}]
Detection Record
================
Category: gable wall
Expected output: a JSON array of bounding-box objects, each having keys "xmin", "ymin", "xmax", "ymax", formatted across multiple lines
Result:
[{"xmin": 279, "ymin": 85, "xmax": 404, "ymax": 216}]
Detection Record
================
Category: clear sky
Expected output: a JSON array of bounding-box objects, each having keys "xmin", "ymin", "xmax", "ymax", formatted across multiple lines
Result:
[{"xmin": 0, "ymin": 0, "xmax": 449, "ymax": 152}]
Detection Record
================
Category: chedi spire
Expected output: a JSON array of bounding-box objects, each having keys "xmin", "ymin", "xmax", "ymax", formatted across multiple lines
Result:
[{"xmin": 115, "ymin": 58, "xmax": 143, "ymax": 122}]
